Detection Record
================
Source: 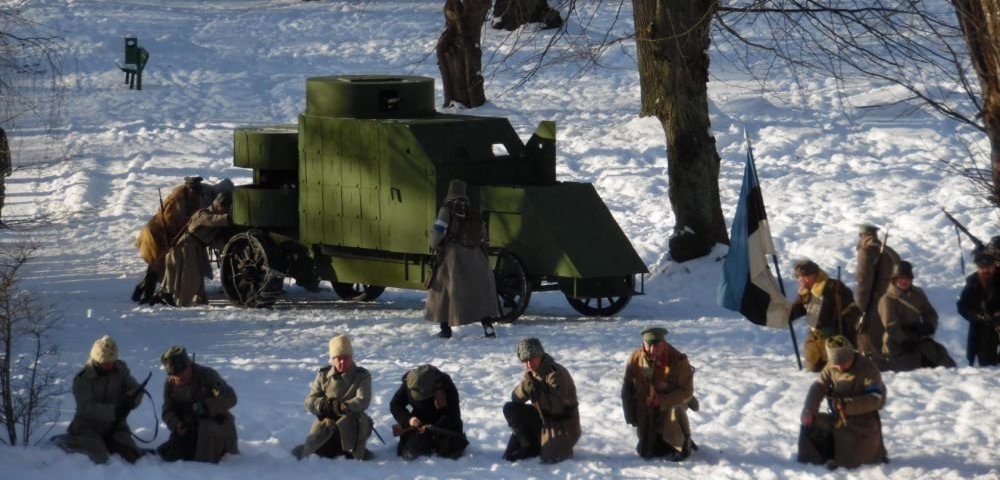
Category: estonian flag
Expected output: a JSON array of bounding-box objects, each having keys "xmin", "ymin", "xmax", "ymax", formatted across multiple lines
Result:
[{"xmin": 717, "ymin": 135, "xmax": 792, "ymax": 328}]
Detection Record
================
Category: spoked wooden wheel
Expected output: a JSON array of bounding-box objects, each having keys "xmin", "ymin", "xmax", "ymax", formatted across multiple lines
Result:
[
  {"xmin": 565, "ymin": 275, "xmax": 634, "ymax": 316},
  {"xmin": 491, "ymin": 247, "xmax": 531, "ymax": 323},
  {"xmin": 221, "ymin": 231, "xmax": 284, "ymax": 308}
]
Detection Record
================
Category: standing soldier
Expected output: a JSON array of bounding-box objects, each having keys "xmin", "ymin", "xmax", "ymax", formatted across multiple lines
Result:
[
  {"xmin": 389, "ymin": 364, "xmax": 469, "ymax": 460},
  {"xmin": 879, "ymin": 261, "xmax": 956, "ymax": 371},
  {"xmin": 160, "ymin": 192, "xmax": 231, "ymax": 307},
  {"xmin": 854, "ymin": 224, "xmax": 900, "ymax": 369},
  {"xmin": 158, "ymin": 346, "xmax": 239, "ymax": 463},
  {"xmin": 426, "ymin": 178, "xmax": 499, "ymax": 338},
  {"xmin": 57, "ymin": 336, "xmax": 145, "ymax": 464},
  {"xmin": 789, "ymin": 259, "xmax": 863, "ymax": 372},
  {"xmin": 292, "ymin": 335, "xmax": 374, "ymax": 461},
  {"xmin": 957, "ymin": 252, "xmax": 1000, "ymax": 366},
  {"xmin": 621, "ymin": 327, "xmax": 698, "ymax": 461},
  {"xmin": 502, "ymin": 338, "xmax": 580, "ymax": 464},
  {"xmin": 798, "ymin": 336, "xmax": 888, "ymax": 469}
]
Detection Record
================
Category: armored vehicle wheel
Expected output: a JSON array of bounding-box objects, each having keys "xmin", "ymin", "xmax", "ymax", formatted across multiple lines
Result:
[
  {"xmin": 332, "ymin": 283, "xmax": 386, "ymax": 302},
  {"xmin": 491, "ymin": 247, "xmax": 531, "ymax": 323},
  {"xmin": 565, "ymin": 276, "xmax": 634, "ymax": 317},
  {"xmin": 221, "ymin": 231, "xmax": 284, "ymax": 308}
]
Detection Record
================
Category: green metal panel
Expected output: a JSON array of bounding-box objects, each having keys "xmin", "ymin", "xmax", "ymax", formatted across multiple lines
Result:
[
  {"xmin": 481, "ymin": 184, "xmax": 648, "ymax": 278},
  {"xmin": 305, "ymin": 75, "xmax": 435, "ymax": 119},
  {"xmin": 233, "ymin": 125, "xmax": 298, "ymax": 170},
  {"xmin": 299, "ymin": 114, "xmax": 326, "ymax": 245},
  {"xmin": 326, "ymin": 254, "xmax": 428, "ymax": 290},
  {"xmin": 231, "ymin": 186, "xmax": 297, "ymax": 228},
  {"xmin": 380, "ymin": 122, "xmax": 434, "ymax": 254}
]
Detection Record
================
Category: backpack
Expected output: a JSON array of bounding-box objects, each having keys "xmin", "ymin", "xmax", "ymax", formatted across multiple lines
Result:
[{"xmin": 445, "ymin": 198, "xmax": 484, "ymax": 248}]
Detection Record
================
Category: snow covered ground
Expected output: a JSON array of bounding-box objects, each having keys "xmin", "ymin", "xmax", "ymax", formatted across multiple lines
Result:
[{"xmin": 1, "ymin": 1, "xmax": 998, "ymax": 479}]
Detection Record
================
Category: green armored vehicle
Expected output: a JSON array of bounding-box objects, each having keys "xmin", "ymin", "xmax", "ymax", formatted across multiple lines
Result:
[{"xmin": 221, "ymin": 75, "xmax": 646, "ymax": 320}]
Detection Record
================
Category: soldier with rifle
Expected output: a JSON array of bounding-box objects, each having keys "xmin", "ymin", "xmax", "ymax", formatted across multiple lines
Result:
[
  {"xmin": 853, "ymin": 224, "xmax": 900, "ymax": 370},
  {"xmin": 292, "ymin": 335, "xmax": 374, "ymax": 461},
  {"xmin": 943, "ymin": 209, "xmax": 1000, "ymax": 365},
  {"xmin": 158, "ymin": 346, "xmax": 239, "ymax": 463},
  {"xmin": 159, "ymin": 191, "xmax": 232, "ymax": 307},
  {"xmin": 502, "ymin": 338, "xmax": 580, "ymax": 463},
  {"xmin": 798, "ymin": 336, "xmax": 888, "ymax": 469},
  {"xmin": 425, "ymin": 178, "xmax": 498, "ymax": 338},
  {"xmin": 57, "ymin": 335, "xmax": 150, "ymax": 464},
  {"xmin": 621, "ymin": 327, "xmax": 699, "ymax": 461},
  {"xmin": 789, "ymin": 259, "xmax": 863, "ymax": 372},
  {"xmin": 389, "ymin": 364, "xmax": 469, "ymax": 460}
]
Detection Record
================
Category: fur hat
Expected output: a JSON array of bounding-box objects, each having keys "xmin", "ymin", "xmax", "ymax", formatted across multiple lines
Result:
[
  {"xmin": 89, "ymin": 335, "xmax": 118, "ymax": 364},
  {"xmin": 516, "ymin": 337, "xmax": 545, "ymax": 362},
  {"xmin": 444, "ymin": 178, "xmax": 468, "ymax": 203},
  {"xmin": 640, "ymin": 327, "xmax": 668, "ymax": 344},
  {"xmin": 328, "ymin": 335, "xmax": 353, "ymax": 357},
  {"xmin": 974, "ymin": 252, "xmax": 996, "ymax": 268},
  {"xmin": 891, "ymin": 261, "xmax": 914, "ymax": 279},
  {"xmin": 184, "ymin": 176, "xmax": 204, "ymax": 188},
  {"xmin": 793, "ymin": 259, "xmax": 820, "ymax": 277},
  {"xmin": 404, "ymin": 364, "xmax": 440, "ymax": 401},
  {"xmin": 161, "ymin": 346, "xmax": 191, "ymax": 375},
  {"xmin": 825, "ymin": 335, "xmax": 855, "ymax": 367},
  {"xmin": 858, "ymin": 223, "xmax": 879, "ymax": 236}
]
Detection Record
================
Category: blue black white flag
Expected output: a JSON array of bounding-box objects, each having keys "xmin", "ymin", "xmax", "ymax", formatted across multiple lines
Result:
[{"xmin": 717, "ymin": 135, "xmax": 791, "ymax": 328}]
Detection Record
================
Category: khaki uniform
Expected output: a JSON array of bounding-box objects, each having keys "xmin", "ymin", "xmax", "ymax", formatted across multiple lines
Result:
[
  {"xmin": 425, "ymin": 201, "xmax": 499, "ymax": 327},
  {"xmin": 508, "ymin": 354, "xmax": 581, "ymax": 463},
  {"xmin": 798, "ymin": 353, "xmax": 887, "ymax": 469},
  {"xmin": 854, "ymin": 235, "xmax": 900, "ymax": 365},
  {"xmin": 161, "ymin": 208, "xmax": 230, "ymax": 306},
  {"xmin": 58, "ymin": 361, "xmax": 142, "ymax": 463},
  {"xmin": 621, "ymin": 344, "xmax": 694, "ymax": 458},
  {"xmin": 790, "ymin": 271, "xmax": 862, "ymax": 371},
  {"xmin": 298, "ymin": 365, "xmax": 373, "ymax": 459},
  {"xmin": 879, "ymin": 283, "xmax": 956, "ymax": 371},
  {"xmin": 158, "ymin": 363, "xmax": 238, "ymax": 463}
]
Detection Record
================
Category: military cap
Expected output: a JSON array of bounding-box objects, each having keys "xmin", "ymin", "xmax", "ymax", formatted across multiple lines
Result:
[
  {"xmin": 640, "ymin": 327, "xmax": 668, "ymax": 344},
  {"xmin": 974, "ymin": 252, "xmax": 996, "ymax": 268},
  {"xmin": 405, "ymin": 364, "xmax": 441, "ymax": 401},
  {"xmin": 516, "ymin": 337, "xmax": 545, "ymax": 362},
  {"xmin": 161, "ymin": 346, "xmax": 191, "ymax": 375},
  {"xmin": 858, "ymin": 223, "xmax": 879, "ymax": 236},
  {"xmin": 184, "ymin": 176, "xmax": 204, "ymax": 187},
  {"xmin": 89, "ymin": 335, "xmax": 118, "ymax": 364},
  {"xmin": 793, "ymin": 259, "xmax": 820, "ymax": 277},
  {"xmin": 825, "ymin": 335, "xmax": 854, "ymax": 366},
  {"xmin": 891, "ymin": 261, "xmax": 914, "ymax": 279}
]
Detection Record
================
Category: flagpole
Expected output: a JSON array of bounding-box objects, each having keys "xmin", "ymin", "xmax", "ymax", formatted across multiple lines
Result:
[{"xmin": 745, "ymin": 130, "xmax": 802, "ymax": 371}]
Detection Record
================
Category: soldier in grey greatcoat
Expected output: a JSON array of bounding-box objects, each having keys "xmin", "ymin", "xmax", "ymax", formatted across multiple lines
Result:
[
  {"xmin": 425, "ymin": 178, "xmax": 499, "ymax": 338},
  {"xmin": 157, "ymin": 346, "xmax": 239, "ymax": 463},
  {"xmin": 57, "ymin": 336, "xmax": 145, "ymax": 464},
  {"xmin": 879, "ymin": 261, "xmax": 956, "ymax": 371},
  {"xmin": 160, "ymin": 192, "xmax": 231, "ymax": 307},
  {"xmin": 293, "ymin": 335, "xmax": 373, "ymax": 461},
  {"xmin": 502, "ymin": 338, "xmax": 581, "ymax": 464},
  {"xmin": 798, "ymin": 336, "xmax": 888, "ymax": 469},
  {"xmin": 854, "ymin": 224, "xmax": 900, "ymax": 369}
]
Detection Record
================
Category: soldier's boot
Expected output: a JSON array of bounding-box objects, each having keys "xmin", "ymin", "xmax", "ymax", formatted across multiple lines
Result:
[
  {"xmin": 291, "ymin": 444, "xmax": 306, "ymax": 460},
  {"xmin": 481, "ymin": 318, "xmax": 496, "ymax": 338},
  {"xmin": 131, "ymin": 283, "xmax": 144, "ymax": 302},
  {"xmin": 437, "ymin": 322, "xmax": 452, "ymax": 339}
]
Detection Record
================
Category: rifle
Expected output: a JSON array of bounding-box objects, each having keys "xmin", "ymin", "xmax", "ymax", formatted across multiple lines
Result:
[
  {"xmin": 942, "ymin": 208, "xmax": 986, "ymax": 253},
  {"xmin": 857, "ymin": 227, "xmax": 890, "ymax": 333},
  {"xmin": 391, "ymin": 422, "xmax": 465, "ymax": 440},
  {"xmin": 825, "ymin": 383, "xmax": 848, "ymax": 429},
  {"xmin": 106, "ymin": 371, "xmax": 152, "ymax": 441}
]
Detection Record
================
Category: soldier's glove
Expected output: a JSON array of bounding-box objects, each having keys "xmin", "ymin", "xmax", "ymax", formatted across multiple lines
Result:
[{"xmin": 318, "ymin": 399, "xmax": 338, "ymax": 418}]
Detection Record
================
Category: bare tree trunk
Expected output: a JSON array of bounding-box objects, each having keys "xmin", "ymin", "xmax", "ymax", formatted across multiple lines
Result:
[
  {"xmin": 437, "ymin": 0, "xmax": 491, "ymax": 108},
  {"xmin": 951, "ymin": 0, "xmax": 1000, "ymax": 206},
  {"xmin": 633, "ymin": 0, "xmax": 727, "ymax": 262}
]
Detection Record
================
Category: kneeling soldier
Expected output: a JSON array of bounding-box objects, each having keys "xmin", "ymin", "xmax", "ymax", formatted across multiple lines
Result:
[
  {"xmin": 502, "ymin": 337, "xmax": 581, "ymax": 463},
  {"xmin": 621, "ymin": 327, "xmax": 698, "ymax": 461},
  {"xmin": 293, "ymin": 335, "xmax": 373, "ymax": 461},
  {"xmin": 879, "ymin": 261, "xmax": 956, "ymax": 371},
  {"xmin": 798, "ymin": 336, "xmax": 888, "ymax": 469},
  {"xmin": 57, "ymin": 335, "xmax": 146, "ymax": 464},
  {"xmin": 390, "ymin": 364, "xmax": 469, "ymax": 459},
  {"xmin": 158, "ymin": 346, "xmax": 239, "ymax": 463}
]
